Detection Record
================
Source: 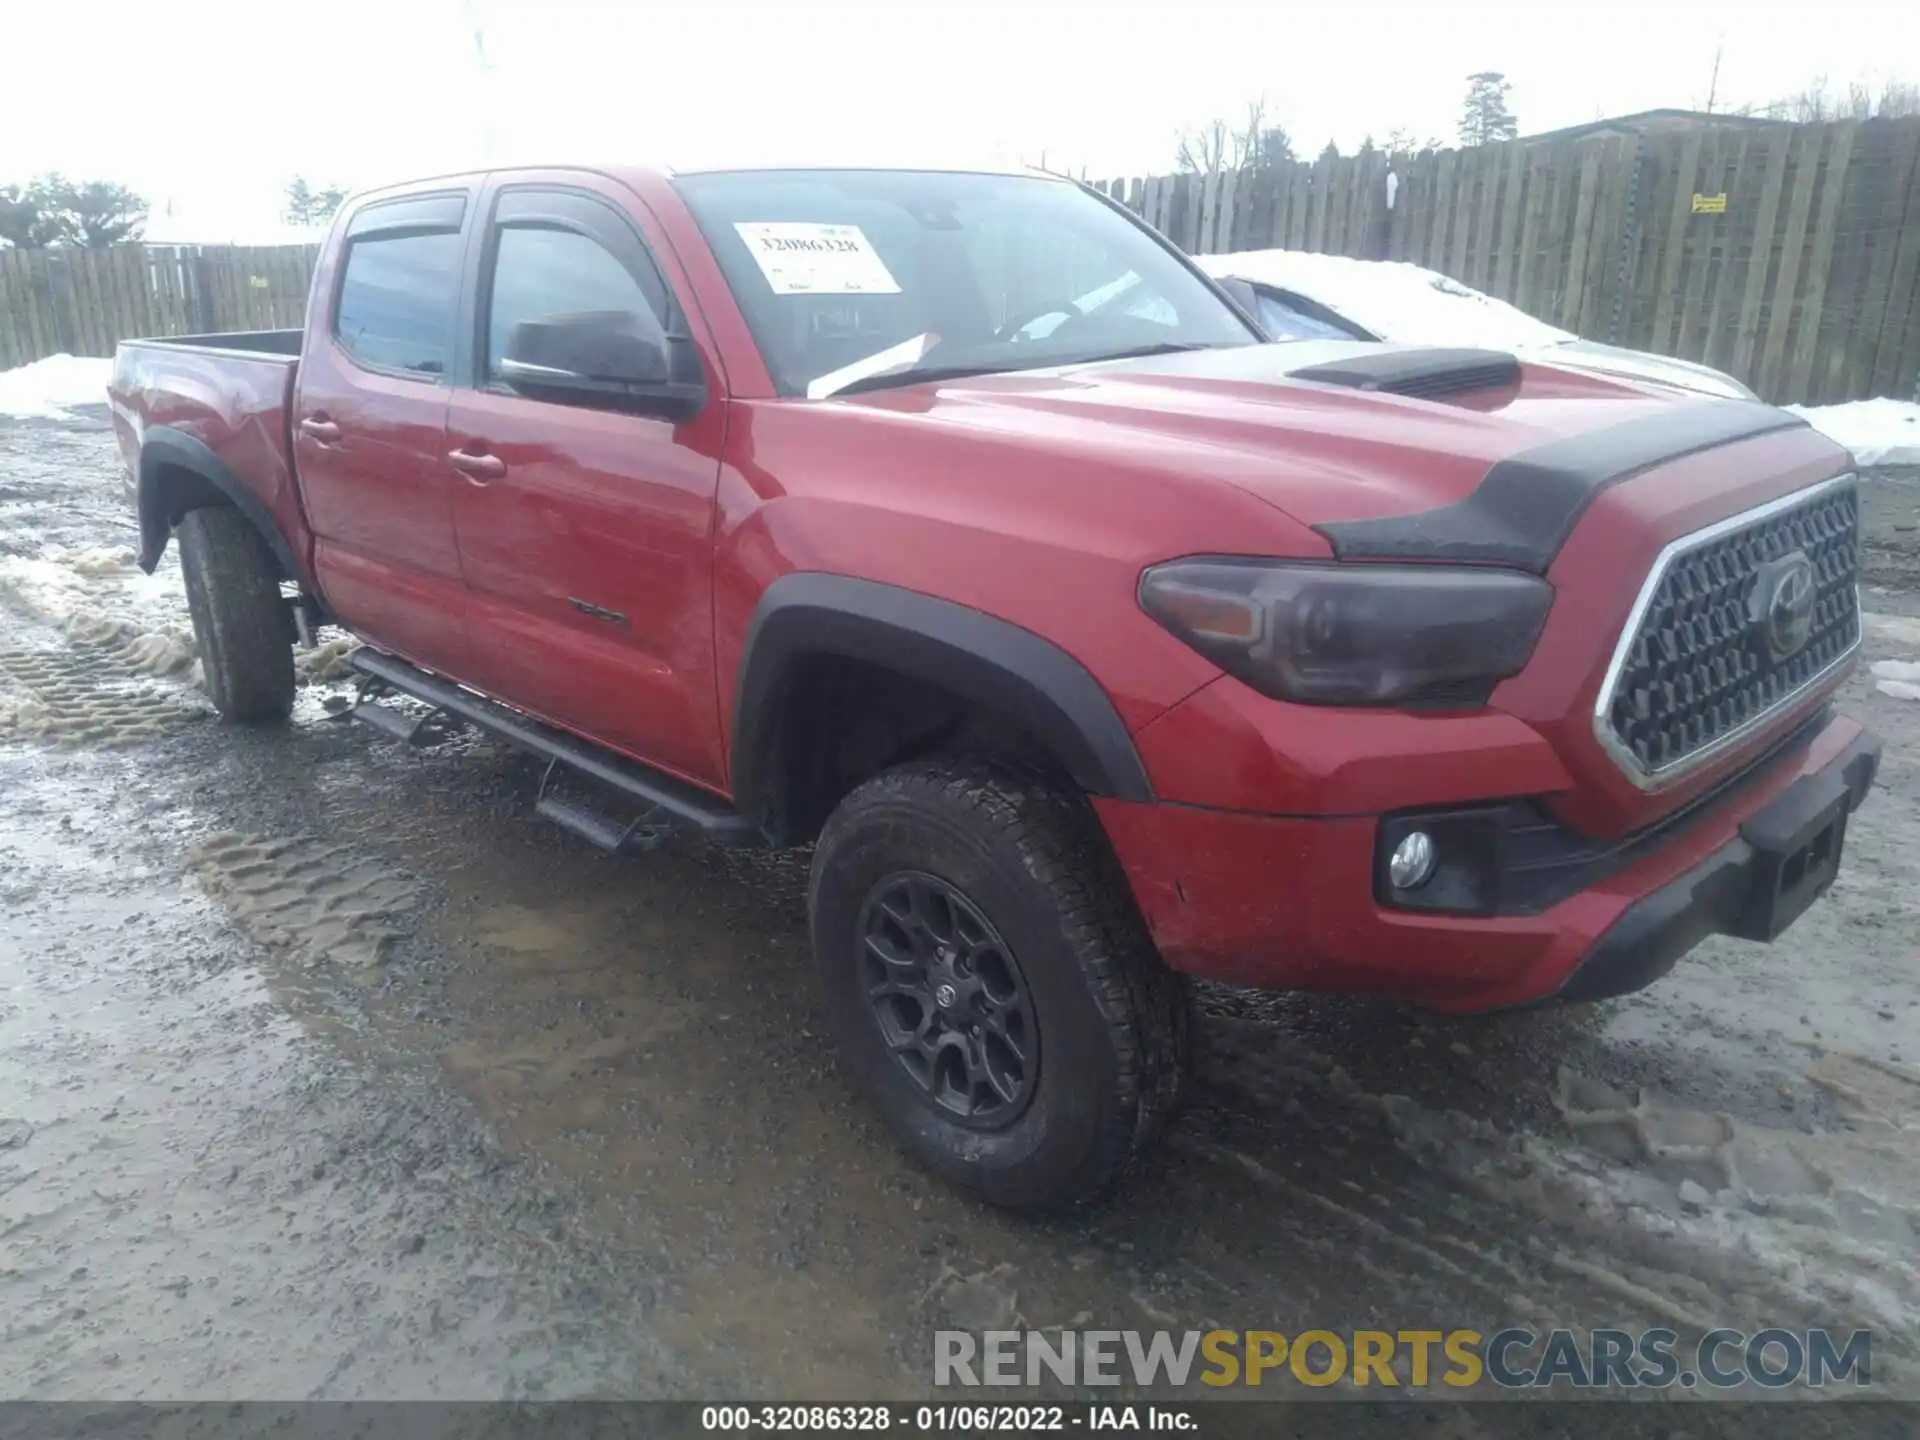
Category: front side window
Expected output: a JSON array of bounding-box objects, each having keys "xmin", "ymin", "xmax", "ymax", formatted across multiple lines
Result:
[
  {"xmin": 673, "ymin": 169, "xmax": 1254, "ymax": 397},
  {"xmin": 1253, "ymin": 289, "xmax": 1368, "ymax": 342},
  {"xmin": 334, "ymin": 231, "xmax": 461, "ymax": 376},
  {"xmin": 485, "ymin": 226, "xmax": 670, "ymax": 379}
]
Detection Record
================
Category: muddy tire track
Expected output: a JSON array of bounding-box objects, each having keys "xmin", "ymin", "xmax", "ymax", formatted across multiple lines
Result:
[
  {"xmin": 0, "ymin": 645, "xmax": 205, "ymax": 747},
  {"xmin": 189, "ymin": 832, "xmax": 418, "ymax": 981},
  {"xmin": 63, "ymin": 610, "xmax": 199, "ymax": 678}
]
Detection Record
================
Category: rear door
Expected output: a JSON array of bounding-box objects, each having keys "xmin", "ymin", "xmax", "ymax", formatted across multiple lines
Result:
[
  {"xmin": 296, "ymin": 189, "xmax": 473, "ymax": 674},
  {"xmin": 445, "ymin": 177, "xmax": 727, "ymax": 788}
]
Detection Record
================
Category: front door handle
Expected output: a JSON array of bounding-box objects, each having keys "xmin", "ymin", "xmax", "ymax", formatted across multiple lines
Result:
[
  {"xmin": 448, "ymin": 448, "xmax": 506, "ymax": 483},
  {"xmin": 298, "ymin": 416, "xmax": 341, "ymax": 443}
]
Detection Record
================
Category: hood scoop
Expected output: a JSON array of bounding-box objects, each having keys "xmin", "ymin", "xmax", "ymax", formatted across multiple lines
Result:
[{"xmin": 1288, "ymin": 347, "xmax": 1521, "ymax": 401}]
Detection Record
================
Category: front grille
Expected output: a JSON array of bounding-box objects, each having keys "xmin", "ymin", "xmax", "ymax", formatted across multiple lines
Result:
[{"xmin": 1599, "ymin": 476, "xmax": 1859, "ymax": 782}]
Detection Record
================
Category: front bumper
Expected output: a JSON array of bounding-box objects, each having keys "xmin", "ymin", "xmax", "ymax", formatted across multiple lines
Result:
[
  {"xmin": 1557, "ymin": 728, "xmax": 1878, "ymax": 1002},
  {"xmin": 1093, "ymin": 713, "xmax": 1879, "ymax": 1012}
]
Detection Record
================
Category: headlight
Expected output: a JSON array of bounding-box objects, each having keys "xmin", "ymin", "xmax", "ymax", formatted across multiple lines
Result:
[{"xmin": 1139, "ymin": 558, "xmax": 1553, "ymax": 705}]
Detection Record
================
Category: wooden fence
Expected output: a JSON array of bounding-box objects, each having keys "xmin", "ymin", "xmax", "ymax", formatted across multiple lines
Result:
[
  {"xmin": 0, "ymin": 244, "xmax": 318, "ymax": 371},
  {"xmin": 1098, "ymin": 115, "xmax": 1920, "ymax": 405},
  {"xmin": 3, "ymin": 119, "xmax": 1918, "ymax": 403}
]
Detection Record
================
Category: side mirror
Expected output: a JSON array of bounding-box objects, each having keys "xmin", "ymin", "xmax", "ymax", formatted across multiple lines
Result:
[{"xmin": 499, "ymin": 310, "xmax": 704, "ymax": 418}]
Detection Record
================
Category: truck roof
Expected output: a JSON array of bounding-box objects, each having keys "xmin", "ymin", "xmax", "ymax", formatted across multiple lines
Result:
[
  {"xmin": 345, "ymin": 159, "xmax": 1066, "ymax": 212},
  {"xmin": 658, "ymin": 159, "xmax": 1056, "ymax": 179}
]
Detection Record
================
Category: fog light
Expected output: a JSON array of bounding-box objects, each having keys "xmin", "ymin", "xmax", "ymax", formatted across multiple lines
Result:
[{"xmin": 1389, "ymin": 830, "xmax": 1436, "ymax": 889}]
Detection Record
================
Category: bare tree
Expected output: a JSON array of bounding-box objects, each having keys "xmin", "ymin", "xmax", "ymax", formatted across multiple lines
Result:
[
  {"xmin": 1382, "ymin": 127, "xmax": 1444, "ymax": 156},
  {"xmin": 1175, "ymin": 117, "xmax": 1232, "ymax": 175},
  {"xmin": 1236, "ymin": 99, "xmax": 1296, "ymax": 170},
  {"xmin": 1739, "ymin": 74, "xmax": 1919, "ymax": 121},
  {"xmin": 1866, "ymin": 78, "xmax": 1920, "ymax": 117},
  {"xmin": 1176, "ymin": 98, "xmax": 1295, "ymax": 174}
]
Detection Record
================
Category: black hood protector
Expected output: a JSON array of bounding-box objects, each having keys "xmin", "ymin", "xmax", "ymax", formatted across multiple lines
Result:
[{"xmin": 1313, "ymin": 400, "xmax": 1811, "ymax": 573}]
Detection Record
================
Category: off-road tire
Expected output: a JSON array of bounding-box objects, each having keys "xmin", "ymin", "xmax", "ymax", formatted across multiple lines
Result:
[
  {"xmin": 809, "ymin": 758, "xmax": 1189, "ymax": 1211},
  {"xmin": 177, "ymin": 506, "xmax": 294, "ymax": 724}
]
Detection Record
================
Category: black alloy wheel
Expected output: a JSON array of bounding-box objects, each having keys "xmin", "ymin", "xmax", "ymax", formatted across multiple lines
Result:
[{"xmin": 857, "ymin": 871, "xmax": 1039, "ymax": 1128}]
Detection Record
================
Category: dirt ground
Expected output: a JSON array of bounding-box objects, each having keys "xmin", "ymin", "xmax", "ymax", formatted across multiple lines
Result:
[{"xmin": 2, "ymin": 409, "xmax": 1917, "ymax": 1407}]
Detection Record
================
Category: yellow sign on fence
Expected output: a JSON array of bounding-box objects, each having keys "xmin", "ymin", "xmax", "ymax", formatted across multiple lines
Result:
[{"xmin": 1692, "ymin": 192, "xmax": 1729, "ymax": 214}]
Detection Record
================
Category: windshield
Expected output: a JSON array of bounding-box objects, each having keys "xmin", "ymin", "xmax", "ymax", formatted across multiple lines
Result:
[{"xmin": 673, "ymin": 169, "xmax": 1255, "ymax": 397}]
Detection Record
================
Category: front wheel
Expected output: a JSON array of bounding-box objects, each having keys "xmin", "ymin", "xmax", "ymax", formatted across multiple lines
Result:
[
  {"xmin": 809, "ymin": 759, "xmax": 1189, "ymax": 1211},
  {"xmin": 177, "ymin": 506, "xmax": 295, "ymax": 724}
]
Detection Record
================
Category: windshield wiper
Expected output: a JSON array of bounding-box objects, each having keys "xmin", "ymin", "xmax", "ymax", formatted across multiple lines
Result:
[
  {"xmin": 830, "ymin": 362, "xmax": 1029, "ymax": 398},
  {"xmin": 1068, "ymin": 340, "xmax": 1218, "ymax": 367},
  {"xmin": 827, "ymin": 342, "xmax": 1225, "ymax": 399}
]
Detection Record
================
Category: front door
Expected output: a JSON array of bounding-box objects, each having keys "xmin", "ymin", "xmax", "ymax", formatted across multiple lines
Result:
[
  {"xmin": 296, "ymin": 189, "xmax": 472, "ymax": 675},
  {"xmin": 446, "ymin": 179, "xmax": 726, "ymax": 788}
]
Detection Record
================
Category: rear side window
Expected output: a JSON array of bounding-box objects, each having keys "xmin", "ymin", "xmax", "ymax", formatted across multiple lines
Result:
[
  {"xmin": 486, "ymin": 227, "xmax": 670, "ymax": 377},
  {"xmin": 334, "ymin": 231, "xmax": 461, "ymax": 377}
]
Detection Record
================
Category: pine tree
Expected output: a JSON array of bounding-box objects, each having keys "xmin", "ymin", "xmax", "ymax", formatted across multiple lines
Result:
[
  {"xmin": 0, "ymin": 184, "xmax": 42, "ymax": 247},
  {"xmin": 285, "ymin": 177, "xmax": 315, "ymax": 225},
  {"xmin": 1459, "ymin": 71, "xmax": 1519, "ymax": 147},
  {"xmin": 49, "ymin": 179, "xmax": 147, "ymax": 246},
  {"xmin": 285, "ymin": 178, "xmax": 351, "ymax": 226},
  {"xmin": 0, "ymin": 175, "xmax": 145, "ymax": 247}
]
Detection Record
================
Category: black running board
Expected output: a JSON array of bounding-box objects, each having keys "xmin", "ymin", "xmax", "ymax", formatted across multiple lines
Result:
[
  {"xmin": 349, "ymin": 692, "xmax": 463, "ymax": 746},
  {"xmin": 534, "ymin": 758, "xmax": 672, "ymax": 855},
  {"xmin": 347, "ymin": 648, "xmax": 762, "ymax": 848}
]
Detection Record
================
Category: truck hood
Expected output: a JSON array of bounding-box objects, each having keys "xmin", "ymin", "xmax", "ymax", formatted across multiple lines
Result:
[
  {"xmin": 1525, "ymin": 338, "xmax": 1758, "ymax": 401},
  {"xmin": 851, "ymin": 341, "xmax": 1801, "ymax": 563}
]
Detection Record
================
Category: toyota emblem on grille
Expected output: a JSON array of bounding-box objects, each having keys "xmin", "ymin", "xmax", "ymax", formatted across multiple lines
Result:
[{"xmin": 1753, "ymin": 550, "xmax": 1818, "ymax": 659}]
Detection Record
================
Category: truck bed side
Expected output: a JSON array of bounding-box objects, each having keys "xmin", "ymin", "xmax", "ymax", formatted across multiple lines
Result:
[{"xmin": 108, "ymin": 331, "xmax": 319, "ymax": 589}]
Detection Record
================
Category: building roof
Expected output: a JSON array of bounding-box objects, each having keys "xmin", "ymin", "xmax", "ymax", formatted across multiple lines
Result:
[{"xmin": 1522, "ymin": 108, "xmax": 1788, "ymax": 144}]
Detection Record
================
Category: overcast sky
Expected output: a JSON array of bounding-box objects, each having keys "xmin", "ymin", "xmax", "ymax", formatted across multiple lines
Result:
[{"xmin": 2, "ymin": 0, "xmax": 1912, "ymax": 241}]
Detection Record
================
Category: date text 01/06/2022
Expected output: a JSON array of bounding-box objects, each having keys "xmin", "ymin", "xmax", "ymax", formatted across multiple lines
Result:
[{"xmin": 699, "ymin": 1404, "xmax": 1195, "ymax": 1431}]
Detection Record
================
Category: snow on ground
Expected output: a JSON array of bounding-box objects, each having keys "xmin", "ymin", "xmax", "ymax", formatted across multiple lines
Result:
[
  {"xmin": 1194, "ymin": 248, "xmax": 1574, "ymax": 350},
  {"xmin": 1873, "ymin": 657, "xmax": 1920, "ymax": 702},
  {"xmin": 0, "ymin": 355, "xmax": 114, "ymax": 422},
  {"xmin": 1791, "ymin": 398, "xmax": 1920, "ymax": 469}
]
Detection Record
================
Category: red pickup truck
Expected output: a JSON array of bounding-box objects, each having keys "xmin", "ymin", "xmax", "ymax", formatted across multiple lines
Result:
[{"xmin": 110, "ymin": 163, "xmax": 1878, "ymax": 1210}]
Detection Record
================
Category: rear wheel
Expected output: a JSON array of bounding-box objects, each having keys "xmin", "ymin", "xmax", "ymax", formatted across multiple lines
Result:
[
  {"xmin": 809, "ymin": 758, "xmax": 1189, "ymax": 1211},
  {"xmin": 177, "ymin": 506, "xmax": 294, "ymax": 724}
]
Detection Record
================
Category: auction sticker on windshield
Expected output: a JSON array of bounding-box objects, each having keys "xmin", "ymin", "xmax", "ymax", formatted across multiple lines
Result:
[{"xmin": 734, "ymin": 222, "xmax": 901, "ymax": 295}]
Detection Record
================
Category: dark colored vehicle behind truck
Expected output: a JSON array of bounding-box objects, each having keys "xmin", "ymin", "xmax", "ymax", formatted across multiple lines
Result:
[{"xmin": 109, "ymin": 162, "xmax": 1879, "ymax": 1210}]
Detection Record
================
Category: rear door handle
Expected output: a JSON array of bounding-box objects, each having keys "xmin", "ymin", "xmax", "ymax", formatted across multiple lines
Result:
[
  {"xmin": 448, "ymin": 448, "xmax": 506, "ymax": 483},
  {"xmin": 568, "ymin": 597, "xmax": 628, "ymax": 625},
  {"xmin": 298, "ymin": 416, "xmax": 341, "ymax": 443}
]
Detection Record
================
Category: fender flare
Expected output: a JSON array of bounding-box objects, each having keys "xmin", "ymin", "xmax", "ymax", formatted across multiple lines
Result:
[
  {"xmin": 136, "ymin": 426, "xmax": 302, "ymax": 582},
  {"xmin": 730, "ymin": 574, "xmax": 1153, "ymax": 836}
]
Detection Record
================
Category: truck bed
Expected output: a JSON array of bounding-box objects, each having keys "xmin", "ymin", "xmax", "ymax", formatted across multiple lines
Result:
[
  {"xmin": 109, "ymin": 331, "xmax": 314, "ymax": 583},
  {"xmin": 128, "ymin": 329, "xmax": 304, "ymax": 357}
]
